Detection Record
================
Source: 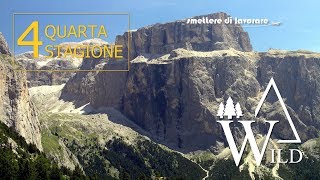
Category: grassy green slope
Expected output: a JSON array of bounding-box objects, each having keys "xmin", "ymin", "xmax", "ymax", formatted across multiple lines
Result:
[{"xmin": 40, "ymin": 111, "xmax": 206, "ymax": 179}]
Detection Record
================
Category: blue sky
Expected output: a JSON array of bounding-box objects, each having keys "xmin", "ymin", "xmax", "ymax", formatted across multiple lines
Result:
[{"xmin": 0, "ymin": 0, "xmax": 319, "ymax": 54}]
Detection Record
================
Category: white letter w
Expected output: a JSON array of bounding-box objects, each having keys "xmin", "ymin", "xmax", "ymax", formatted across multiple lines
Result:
[{"xmin": 217, "ymin": 120, "xmax": 278, "ymax": 166}]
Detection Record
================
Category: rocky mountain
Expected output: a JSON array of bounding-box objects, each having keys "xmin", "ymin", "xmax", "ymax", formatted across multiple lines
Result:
[
  {"xmin": 5, "ymin": 11, "xmax": 320, "ymax": 179},
  {"xmin": 0, "ymin": 33, "xmax": 205, "ymax": 179},
  {"xmin": 0, "ymin": 35, "xmax": 42, "ymax": 150},
  {"xmin": 29, "ymin": 84, "xmax": 206, "ymax": 179},
  {"xmin": 80, "ymin": 49, "xmax": 319, "ymax": 152},
  {"xmin": 15, "ymin": 39, "xmax": 108, "ymax": 87},
  {"xmin": 62, "ymin": 12, "xmax": 252, "ymax": 110},
  {"xmin": 0, "ymin": 32, "xmax": 11, "ymax": 55},
  {"xmin": 257, "ymin": 50, "xmax": 320, "ymax": 130},
  {"xmin": 61, "ymin": 12, "xmax": 320, "ymax": 153},
  {"xmin": 116, "ymin": 12, "xmax": 252, "ymax": 60},
  {"xmin": 15, "ymin": 52, "xmax": 77, "ymax": 87}
]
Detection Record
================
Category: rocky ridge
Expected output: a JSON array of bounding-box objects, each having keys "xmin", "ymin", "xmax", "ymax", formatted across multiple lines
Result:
[
  {"xmin": 0, "ymin": 35, "xmax": 42, "ymax": 150},
  {"xmin": 61, "ymin": 13, "xmax": 320, "ymax": 152},
  {"xmin": 15, "ymin": 39, "xmax": 109, "ymax": 87},
  {"xmin": 0, "ymin": 32, "xmax": 11, "ymax": 55},
  {"xmin": 116, "ymin": 12, "xmax": 252, "ymax": 60}
]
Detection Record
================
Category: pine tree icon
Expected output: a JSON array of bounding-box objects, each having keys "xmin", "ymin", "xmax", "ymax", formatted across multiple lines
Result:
[
  {"xmin": 235, "ymin": 102, "xmax": 243, "ymax": 118},
  {"xmin": 217, "ymin": 102, "xmax": 225, "ymax": 119},
  {"xmin": 224, "ymin": 97, "xmax": 236, "ymax": 119}
]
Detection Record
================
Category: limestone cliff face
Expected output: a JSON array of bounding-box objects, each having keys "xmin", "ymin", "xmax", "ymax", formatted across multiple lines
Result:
[
  {"xmin": 62, "ymin": 49, "xmax": 320, "ymax": 151},
  {"xmin": 0, "ymin": 33, "xmax": 11, "ymax": 55},
  {"xmin": 121, "ymin": 52, "xmax": 252, "ymax": 150},
  {"xmin": 63, "ymin": 12, "xmax": 252, "ymax": 109},
  {"xmin": 257, "ymin": 50, "xmax": 320, "ymax": 137},
  {"xmin": 119, "ymin": 50, "xmax": 319, "ymax": 150},
  {"xmin": 61, "ymin": 57, "xmax": 128, "ymax": 109},
  {"xmin": 116, "ymin": 12, "xmax": 252, "ymax": 60},
  {"xmin": 61, "ymin": 13, "xmax": 320, "ymax": 151},
  {"xmin": 0, "ymin": 35, "xmax": 42, "ymax": 150}
]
